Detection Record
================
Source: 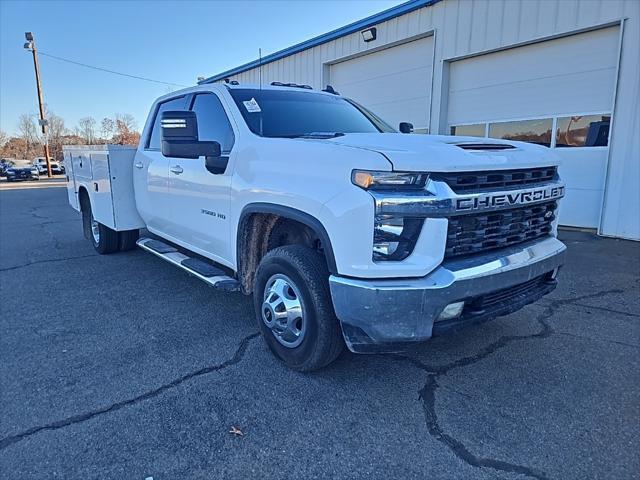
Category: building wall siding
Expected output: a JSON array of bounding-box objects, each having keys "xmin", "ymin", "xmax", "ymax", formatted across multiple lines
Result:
[{"xmin": 215, "ymin": 0, "xmax": 638, "ymax": 239}]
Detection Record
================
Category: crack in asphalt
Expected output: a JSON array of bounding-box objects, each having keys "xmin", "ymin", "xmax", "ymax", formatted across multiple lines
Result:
[
  {"xmin": 392, "ymin": 288, "xmax": 623, "ymax": 480},
  {"xmin": 571, "ymin": 302, "xmax": 640, "ymax": 319},
  {"xmin": 0, "ymin": 332, "xmax": 260, "ymax": 450},
  {"xmin": 553, "ymin": 330, "xmax": 640, "ymax": 349},
  {"xmin": 0, "ymin": 254, "xmax": 99, "ymax": 273}
]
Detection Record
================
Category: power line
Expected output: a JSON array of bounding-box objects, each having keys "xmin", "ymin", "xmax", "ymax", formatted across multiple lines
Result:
[{"xmin": 37, "ymin": 51, "xmax": 190, "ymax": 88}]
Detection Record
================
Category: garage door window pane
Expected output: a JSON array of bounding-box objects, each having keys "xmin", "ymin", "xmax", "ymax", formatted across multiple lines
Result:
[
  {"xmin": 555, "ymin": 115, "xmax": 610, "ymax": 147},
  {"xmin": 451, "ymin": 124, "xmax": 485, "ymax": 137},
  {"xmin": 489, "ymin": 119, "xmax": 552, "ymax": 146}
]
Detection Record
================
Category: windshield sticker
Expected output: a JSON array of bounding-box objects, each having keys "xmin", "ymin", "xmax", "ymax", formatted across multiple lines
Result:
[{"xmin": 243, "ymin": 98, "xmax": 262, "ymax": 113}]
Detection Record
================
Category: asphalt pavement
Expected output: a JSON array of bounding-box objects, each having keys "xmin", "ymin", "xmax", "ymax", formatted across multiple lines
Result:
[{"xmin": 1, "ymin": 182, "xmax": 638, "ymax": 479}]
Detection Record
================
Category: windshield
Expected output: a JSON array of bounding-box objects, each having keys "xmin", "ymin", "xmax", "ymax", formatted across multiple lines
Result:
[{"xmin": 228, "ymin": 88, "xmax": 394, "ymax": 138}]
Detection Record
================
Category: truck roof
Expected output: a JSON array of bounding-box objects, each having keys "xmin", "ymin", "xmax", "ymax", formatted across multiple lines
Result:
[{"xmin": 158, "ymin": 82, "xmax": 339, "ymax": 103}]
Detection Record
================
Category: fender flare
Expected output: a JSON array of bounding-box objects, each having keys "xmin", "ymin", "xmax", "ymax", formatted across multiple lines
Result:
[{"xmin": 238, "ymin": 203, "xmax": 337, "ymax": 274}]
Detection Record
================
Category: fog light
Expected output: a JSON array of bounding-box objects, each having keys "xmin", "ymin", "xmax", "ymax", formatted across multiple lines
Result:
[
  {"xmin": 438, "ymin": 301, "xmax": 465, "ymax": 321},
  {"xmin": 373, "ymin": 216, "xmax": 424, "ymax": 262}
]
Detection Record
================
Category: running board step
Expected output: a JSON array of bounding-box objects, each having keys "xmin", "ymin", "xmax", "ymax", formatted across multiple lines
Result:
[{"xmin": 137, "ymin": 237, "xmax": 240, "ymax": 292}]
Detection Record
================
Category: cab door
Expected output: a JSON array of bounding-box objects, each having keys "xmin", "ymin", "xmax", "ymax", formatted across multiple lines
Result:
[
  {"xmin": 167, "ymin": 92, "xmax": 236, "ymax": 266},
  {"xmin": 133, "ymin": 95, "xmax": 188, "ymax": 234}
]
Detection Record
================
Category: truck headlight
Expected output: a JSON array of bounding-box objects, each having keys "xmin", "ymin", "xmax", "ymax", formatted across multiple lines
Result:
[
  {"xmin": 353, "ymin": 170, "xmax": 429, "ymax": 261},
  {"xmin": 352, "ymin": 170, "xmax": 428, "ymax": 191},
  {"xmin": 373, "ymin": 215, "xmax": 424, "ymax": 261}
]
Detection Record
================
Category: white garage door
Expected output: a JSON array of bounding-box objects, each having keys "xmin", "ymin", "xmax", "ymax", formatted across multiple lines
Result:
[
  {"xmin": 329, "ymin": 36, "xmax": 433, "ymax": 133},
  {"xmin": 448, "ymin": 27, "xmax": 619, "ymax": 229}
]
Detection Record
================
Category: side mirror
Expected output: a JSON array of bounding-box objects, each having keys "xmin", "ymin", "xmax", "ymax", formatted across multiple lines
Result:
[
  {"xmin": 161, "ymin": 111, "xmax": 221, "ymax": 159},
  {"xmin": 399, "ymin": 122, "xmax": 414, "ymax": 134}
]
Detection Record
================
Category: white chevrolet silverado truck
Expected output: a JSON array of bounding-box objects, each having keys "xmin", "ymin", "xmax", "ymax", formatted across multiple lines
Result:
[{"xmin": 65, "ymin": 83, "xmax": 566, "ymax": 371}]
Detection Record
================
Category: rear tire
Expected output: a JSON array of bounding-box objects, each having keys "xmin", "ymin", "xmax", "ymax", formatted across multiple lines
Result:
[
  {"xmin": 81, "ymin": 200, "xmax": 119, "ymax": 254},
  {"xmin": 118, "ymin": 229, "xmax": 139, "ymax": 251},
  {"xmin": 253, "ymin": 245, "xmax": 344, "ymax": 371}
]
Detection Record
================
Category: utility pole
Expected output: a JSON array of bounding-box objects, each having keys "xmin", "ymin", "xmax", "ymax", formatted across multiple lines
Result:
[{"xmin": 23, "ymin": 32, "xmax": 52, "ymax": 178}]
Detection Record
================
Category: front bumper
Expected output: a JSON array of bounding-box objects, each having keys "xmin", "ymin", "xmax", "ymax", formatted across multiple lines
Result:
[
  {"xmin": 6, "ymin": 173, "xmax": 36, "ymax": 181},
  {"xmin": 329, "ymin": 236, "xmax": 566, "ymax": 353}
]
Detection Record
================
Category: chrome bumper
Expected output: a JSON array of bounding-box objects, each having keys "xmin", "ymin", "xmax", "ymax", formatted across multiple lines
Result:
[{"xmin": 329, "ymin": 236, "xmax": 566, "ymax": 353}]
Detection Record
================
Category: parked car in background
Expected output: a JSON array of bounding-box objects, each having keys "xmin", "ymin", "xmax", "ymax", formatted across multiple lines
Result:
[
  {"xmin": 0, "ymin": 159, "xmax": 16, "ymax": 177},
  {"xmin": 5, "ymin": 164, "xmax": 40, "ymax": 182},
  {"xmin": 32, "ymin": 157, "xmax": 64, "ymax": 175}
]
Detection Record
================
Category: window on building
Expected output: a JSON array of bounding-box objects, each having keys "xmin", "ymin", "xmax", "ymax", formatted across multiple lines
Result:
[
  {"xmin": 450, "ymin": 124, "xmax": 485, "ymax": 137},
  {"xmin": 147, "ymin": 96, "xmax": 187, "ymax": 149},
  {"xmin": 488, "ymin": 118, "xmax": 552, "ymax": 147},
  {"xmin": 191, "ymin": 94, "xmax": 235, "ymax": 153},
  {"xmin": 555, "ymin": 114, "xmax": 610, "ymax": 147}
]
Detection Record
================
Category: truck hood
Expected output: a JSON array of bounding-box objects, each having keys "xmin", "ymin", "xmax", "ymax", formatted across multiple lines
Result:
[{"xmin": 323, "ymin": 133, "xmax": 559, "ymax": 172}]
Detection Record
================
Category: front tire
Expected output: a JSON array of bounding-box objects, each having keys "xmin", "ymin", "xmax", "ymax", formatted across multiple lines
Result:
[{"xmin": 253, "ymin": 245, "xmax": 344, "ymax": 371}]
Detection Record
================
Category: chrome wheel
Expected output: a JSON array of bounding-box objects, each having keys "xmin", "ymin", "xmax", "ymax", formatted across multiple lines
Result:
[
  {"xmin": 261, "ymin": 274, "xmax": 306, "ymax": 348},
  {"xmin": 91, "ymin": 214, "xmax": 100, "ymax": 244}
]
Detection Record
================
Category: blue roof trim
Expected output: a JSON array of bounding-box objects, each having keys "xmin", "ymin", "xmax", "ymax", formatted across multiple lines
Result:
[{"xmin": 199, "ymin": 0, "xmax": 439, "ymax": 84}]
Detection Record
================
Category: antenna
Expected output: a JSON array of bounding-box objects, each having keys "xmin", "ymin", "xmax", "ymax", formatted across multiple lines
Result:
[{"xmin": 259, "ymin": 47, "xmax": 262, "ymax": 90}]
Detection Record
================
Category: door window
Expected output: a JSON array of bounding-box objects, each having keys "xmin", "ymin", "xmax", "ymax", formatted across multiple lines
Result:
[
  {"xmin": 191, "ymin": 94, "xmax": 235, "ymax": 153},
  {"xmin": 147, "ymin": 96, "xmax": 187, "ymax": 149}
]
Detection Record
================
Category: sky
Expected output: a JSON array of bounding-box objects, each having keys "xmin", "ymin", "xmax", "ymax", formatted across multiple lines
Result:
[{"xmin": 0, "ymin": 0, "xmax": 402, "ymax": 136}]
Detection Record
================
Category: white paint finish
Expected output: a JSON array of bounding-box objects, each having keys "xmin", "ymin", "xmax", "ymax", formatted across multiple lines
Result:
[
  {"xmin": 108, "ymin": 148, "xmax": 146, "ymax": 230},
  {"xmin": 64, "ymin": 145, "xmax": 145, "ymax": 231},
  {"xmin": 323, "ymin": 133, "xmax": 561, "ymax": 172},
  {"xmin": 329, "ymin": 36, "xmax": 433, "ymax": 131},
  {"xmin": 64, "ymin": 151, "xmax": 79, "ymax": 211},
  {"xmin": 133, "ymin": 149, "xmax": 171, "ymax": 233},
  {"xmin": 67, "ymin": 84, "xmax": 570, "ymax": 280},
  {"xmin": 447, "ymin": 27, "xmax": 619, "ymax": 125}
]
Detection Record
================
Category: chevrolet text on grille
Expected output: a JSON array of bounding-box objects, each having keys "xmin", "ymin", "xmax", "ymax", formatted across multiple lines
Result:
[{"xmin": 456, "ymin": 185, "xmax": 565, "ymax": 211}]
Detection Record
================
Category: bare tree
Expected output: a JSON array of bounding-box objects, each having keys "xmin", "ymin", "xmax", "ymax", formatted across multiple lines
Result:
[
  {"xmin": 78, "ymin": 116, "xmax": 97, "ymax": 144},
  {"xmin": 114, "ymin": 113, "xmax": 138, "ymax": 132},
  {"xmin": 112, "ymin": 114, "xmax": 141, "ymax": 145},
  {"xmin": 47, "ymin": 113, "xmax": 67, "ymax": 160},
  {"xmin": 100, "ymin": 117, "xmax": 115, "ymax": 141},
  {"xmin": 18, "ymin": 114, "xmax": 38, "ymax": 159},
  {"xmin": 0, "ymin": 130, "xmax": 7, "ymax": 148}
]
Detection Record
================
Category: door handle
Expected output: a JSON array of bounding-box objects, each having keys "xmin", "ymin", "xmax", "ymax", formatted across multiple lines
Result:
[
  {"xmin": 170, "ymin": 165, "xmax": 184, "ymax": 175},
  {"xmin": 134, "ymin": 162, "xmax": 144, "ymax": 169}
]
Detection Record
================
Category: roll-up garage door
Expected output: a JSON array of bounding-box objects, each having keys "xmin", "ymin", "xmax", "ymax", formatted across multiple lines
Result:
[
  {"xmin": 329, "ymin": 36, "xmax": 434, "ymax": 133},
  {"xmin": 447, "ymin": 26, "xmax": 619, "ymax": 228}
]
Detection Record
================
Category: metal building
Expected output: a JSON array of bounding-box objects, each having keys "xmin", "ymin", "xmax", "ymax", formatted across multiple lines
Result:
[{"xmin": 200, "ymin": 0, "xmax": 640, "ymax": 240}]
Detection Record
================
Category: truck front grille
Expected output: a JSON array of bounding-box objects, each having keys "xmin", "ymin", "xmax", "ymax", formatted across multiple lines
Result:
[
  {"xmin": 445, "ymin": 201, "xmax": 557, "ymax": 258},
  {"xmin": 431, "ymin": 167, "xmax": 557, "ymax": 193}
]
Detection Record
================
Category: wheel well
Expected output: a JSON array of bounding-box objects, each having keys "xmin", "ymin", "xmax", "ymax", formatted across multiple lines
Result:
[
  {"xmin": 78, "ymin": 186, "xmax": 90, "ymax": 212},
  {"xmin": 237, "ymin": 212, "xmax": 333, "ymax": 294}
]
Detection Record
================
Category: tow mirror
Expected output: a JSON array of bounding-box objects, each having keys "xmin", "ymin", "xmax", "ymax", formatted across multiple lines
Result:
[
  {"xmin": 399, "ymin": 122, "xmax": 414, "ymax": 134},
  {"xmin": 161, "ymin": 111, "xmax": 221, "ymax": 159}
]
